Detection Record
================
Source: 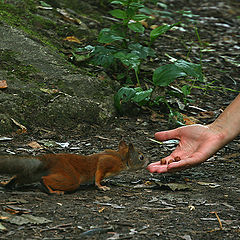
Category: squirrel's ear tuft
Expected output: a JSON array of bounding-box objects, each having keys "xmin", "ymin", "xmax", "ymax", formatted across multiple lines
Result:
[
  {"xmin": 128, "ymin": 143, "xmax": 135, "ymax": 152},
  {"xmin": 119, "ymin": 139, "xmax": 127, "ymax": 149}
]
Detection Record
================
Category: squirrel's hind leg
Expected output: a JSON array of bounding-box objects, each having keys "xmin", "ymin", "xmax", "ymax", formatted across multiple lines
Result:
[
  {"xmin": 40, "ymin": 179, "xmax": 65, "ymax": 195},
  {"xmin": 41, "ymin": 173, "xmax": 80, "ymax": 195}
]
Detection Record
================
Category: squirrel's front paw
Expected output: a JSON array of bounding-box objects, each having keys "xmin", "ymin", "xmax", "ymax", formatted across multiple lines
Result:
[{"xmin": 98, "ymin": 185, "xmax": 111, "ymax": 191}]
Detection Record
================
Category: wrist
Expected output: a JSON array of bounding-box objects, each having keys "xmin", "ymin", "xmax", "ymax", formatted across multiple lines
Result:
[
  {"xmin": 207, "ymin": 119, "xmax": 234, "ymax": 145},
  {"xmin": 208, "ymin": 94, "xmax": 240, "ymax": 144}
]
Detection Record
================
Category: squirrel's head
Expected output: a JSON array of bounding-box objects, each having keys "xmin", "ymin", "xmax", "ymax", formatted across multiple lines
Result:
[{"xmin": 118, "ymin": 140, "xmax": 148, "ymax": 170}]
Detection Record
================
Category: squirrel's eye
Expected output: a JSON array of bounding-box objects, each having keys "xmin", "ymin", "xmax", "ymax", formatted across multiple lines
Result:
[{"xmin": 139, "ymin": 155, "xmax": 144, "ymax": 160}]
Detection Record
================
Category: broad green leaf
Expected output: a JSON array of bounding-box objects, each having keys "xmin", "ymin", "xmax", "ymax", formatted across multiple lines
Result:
[
  {"xmin": 176, "ymin": 10, "xmax": 199, "ymax": 19},
  {"xmin": 157, "ymin": 3, "xmax": 168, "ymax": 9},
  {"xmin": 139, "ymin": 7, "xmax": 160, "ymax": 15},
  {"xmin": 132, "ymin": 88, "xmax": 153, "ymax": 103},
  {"xmin": 117, "ymin": 87, "xmax": 136, "ymax": 102},
  {"xmin": 114, "ymin": 87, "xmax": 153, "ymax": 111},
  {"xmin": 158, "ymin": 10, "xmax": 173, "ymax": 17},
  {"xmin": 114, "ymin": 51, "xmax": 127, "ymax": 59},
  {"xmin": 84, "ymin": 45, "xmax": 95, "ymax": 51},
  {"xmin": 74, "ymin": 45, "xmax": 95, "ymax": 53},
  {"xmin": 111, "ymin": 0, "xmax": 127, "ymax": 5},
  {"xmin": 150, "ymin": 23, "xmax": 179, "ymax": 42},
  {"xmin": 98, "ymin": 28, "xmax": 124, "ymax": 44},
  {"xmin": 134, "ymin": 87, "xmax": 143, "ymax": 92},
  {"xmin": 129, "ymin": 2, "xmax": 144, "ymax": 8},
  {"xmin": 114, "ymin": 52, "xmax": 141, "ymax": 71},
  {"xmin": 109, "ymin": 9, "xmax": 127, "ymax": 19},
  {"xmin": 72, "ymin": 52, "xmax": 90, "ymax": 62},
  {"xmin": 128, "ymin": 22, "xmax": 145, "ymax": 33},
  {"xmin": 114, "ymin": 87, "xmax": 136, "ymax": 111},
  {"xmin": 132, "ymin": 14, "xmax": 149, "ymax": 21},
  {"xmin": 40, "ymin": 1, "xmax": 52, "ymax": 7},
  {"xmin": 91, "ymin": 46, "xmax": 116, "ymax": 68},
  {"xmin": 153, "ymin": 64, "xmax": 186, "ymax": 86},
  {"xmin": 72, "ymin": 45, "xmax": 95, "ymax": 62},
  {"xmin": 128, "ymin": 43, "xmax": 155, "ymax": 59},
  {"xmin": 174, "ymin": 59, "xmax": 203, "ymax": 82},
  {"xmin": 181, "ymin": 85, "xmax": 191, "ymax": 97},
  {"xmin": 126, "ymin": 8, "xmax": 135, "ymax": 19},
  {"xmin": 150, "ymin": 25, "xmax": 172, "ymax": 41}
]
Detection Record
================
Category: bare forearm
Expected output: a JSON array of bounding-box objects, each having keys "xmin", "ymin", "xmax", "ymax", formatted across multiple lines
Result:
[
  {"xmin": 209, "ymin": 94, "xmax": 240, "ymax": 144},
  {"xmin": 147, "ymin": 94, "xmax": 240, "ymax": 174}
]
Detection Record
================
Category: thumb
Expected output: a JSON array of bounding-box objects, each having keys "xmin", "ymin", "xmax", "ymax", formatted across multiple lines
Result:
[{"xmin": 155, "ymin": 128, "xmax": 180, "ymax": 141}]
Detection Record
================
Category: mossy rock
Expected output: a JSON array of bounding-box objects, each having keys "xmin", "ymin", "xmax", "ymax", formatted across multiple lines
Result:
[{"xmin": 0, "ymin": 8, "xmax": 115, "ymax": 135}]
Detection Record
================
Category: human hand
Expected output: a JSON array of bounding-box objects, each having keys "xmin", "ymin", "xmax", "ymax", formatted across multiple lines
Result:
[{"xmin": 147, "ymin": 124, "xmax": 226, "ymax": 173}]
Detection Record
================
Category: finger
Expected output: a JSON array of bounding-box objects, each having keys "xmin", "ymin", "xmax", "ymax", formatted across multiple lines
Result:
[
  {"xmin": 147, "ymin": 161, "xmax": 162, "ymax": 168},
  {"xmin": 147, "ymin": 163, "xmax": 168, "ymax": 173},
  {"xmin": 166, "ymin": 162, "xmax": 189, "ymax": 172},
  {"xmin": 167, "ymin": 157, "xmax": 201, "ymax": 172},
  {"xmin": 155, "ymin": 128, "xmax": 180, "ymax": 141},
  {"xmin": 160, "ymin": 155, "xmax": 179, "ymax": 165},
  {"xmin": 147, "ymin": 155, "xmax": 174, "ymax": 167},
  {"xmin": 147, "ymin": 156, "xmax": 186, "ymax": 173}
]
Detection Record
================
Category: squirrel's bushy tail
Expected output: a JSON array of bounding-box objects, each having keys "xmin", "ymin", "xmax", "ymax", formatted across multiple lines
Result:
[{"xmin": 0, "ymin": 155, "xmax": 43, "ymax": 176}]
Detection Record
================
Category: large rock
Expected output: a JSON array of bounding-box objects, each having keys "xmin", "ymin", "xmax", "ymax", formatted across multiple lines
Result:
[{"xmin": 0, "ymin": 23, "xmax": 115, "ymax": 135}]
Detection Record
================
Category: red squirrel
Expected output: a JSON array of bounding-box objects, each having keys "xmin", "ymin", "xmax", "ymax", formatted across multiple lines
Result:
[{"xmin": 0, "ymin": 140, "xmax": 148, "ymax": 195}]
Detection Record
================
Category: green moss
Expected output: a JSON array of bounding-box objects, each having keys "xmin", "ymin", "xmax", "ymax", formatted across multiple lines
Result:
[
  {"xmin": 0, "ymin": 49, "xmax": 40, "ymax": 83},
  {"xmin": 0, "ymin": 4, "xmax": 24, "ymax": 26},
  {"xmin": 0, "ymin": 3, "xmax": 55, "ymax": 46},
  {"xmin": 0, "ymin": 1, "xmax": 97, "ymax": 68},
  {"xmin": 0, "ymin": 2, "xmax": 67, "ymax": 50},
  {"xmin": 60, "ymin": 0, "xmax": 104, "ymax": 21}
]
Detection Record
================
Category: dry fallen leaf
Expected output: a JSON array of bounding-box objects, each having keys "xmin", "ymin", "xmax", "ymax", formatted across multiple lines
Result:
[
  {"xmin": 150, "ymin": 25, "xmax": 158, "ymax": 29},
  {"xmin": 56, "ymin": 8, "xmax": 86, "ymax": 27},
  {"xmin": 37, "ymin": 6, "xmax": 53, "ymax": 10},
  {"xmin": 153, "ymin": 180, "xmax": 192, "ymax": 191},
  {"xmin": 140, "ymin": 20, "xmax": 148, "ymax": 28},
  {"xmin": 197, "ymin": 111, "xmax": 215, "ymax": 119},
  {"xmin": 64, "ymin": 36, "xmax": 82, "ymax": 44},
  {"xmin": 181, "ymin": 113, "xmax": 199, "ymax": 125},
  {"xmin": 0, "ymin": 80, "xmax": 8, "ymax": 89},
  {"xmin": 28, "ymin": 141, "xmax": 43, "ymax": 149},
  {"xmin": 40, "ymin": 88, "xmax": 59, "ymax": 94},
  {"xmin": 0, "ymin": 211, "xmax": 52, "ymax": 225},
  {"xmin": 0, "ymin": 222, "xmax": 7, "ymax": 231},
  {"xmin": 222, "ymin": 152, "xmax": 240, "ymax": 160},
  {"xmin": 3, "ymin": 205, "xmax": 32, "ymax": 215},
  {"xmin": 197, "ymin": 181, "xmax": 221, "ymax": 188},
  {"xmin": 0, "ymin": 137, "xmax": 13, "ymax": 141},
  {"xmin": 98, "ymin": 207, "xmax": 105, "ymax": 213},
  {"xmin": 11, "ymin": 118, "xmax": 27, "ymax": 134},
  {"xmin": 150, "ymin": 112, "xmax": 165, "ymax": 122},
  {"xmin": 210, "ymin": 211, "xmax": 223, "ymax": 230},
  {"xmin": 56, "ymin": 8, "xmax": 74, "ymax": 20}
]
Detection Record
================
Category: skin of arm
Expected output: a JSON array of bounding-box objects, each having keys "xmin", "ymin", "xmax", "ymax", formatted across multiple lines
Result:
[{"xmin": 147, "ymin": 94, "xmax": 240, "ymax": 173}]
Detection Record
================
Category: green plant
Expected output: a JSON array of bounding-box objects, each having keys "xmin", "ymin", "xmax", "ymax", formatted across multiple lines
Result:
[
  {"xmin": 114, "ymin": 59, "xmax": 204, "ymax": 123},
  {"xmin": 73, "ymin": 0, "xmax": 204, "ymax": 125},
  {"xmin": 74, "ymin": 0, "xmax": 179, "ymax": 86}
]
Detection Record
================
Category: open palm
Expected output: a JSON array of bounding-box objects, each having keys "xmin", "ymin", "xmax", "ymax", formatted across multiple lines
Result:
[{"xmin": 147, "ymin": 124, "xmax": 226, "ymax": 173}]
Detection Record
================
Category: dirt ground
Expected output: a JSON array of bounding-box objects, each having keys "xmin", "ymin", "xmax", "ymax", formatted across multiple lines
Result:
[
  {"xmin": 0, "ymin": 0, "xmax": 240, "ymax": 239},
  {"xmin": 0, "ymin": 115, "xmax": 240, "ymax": 240}
]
